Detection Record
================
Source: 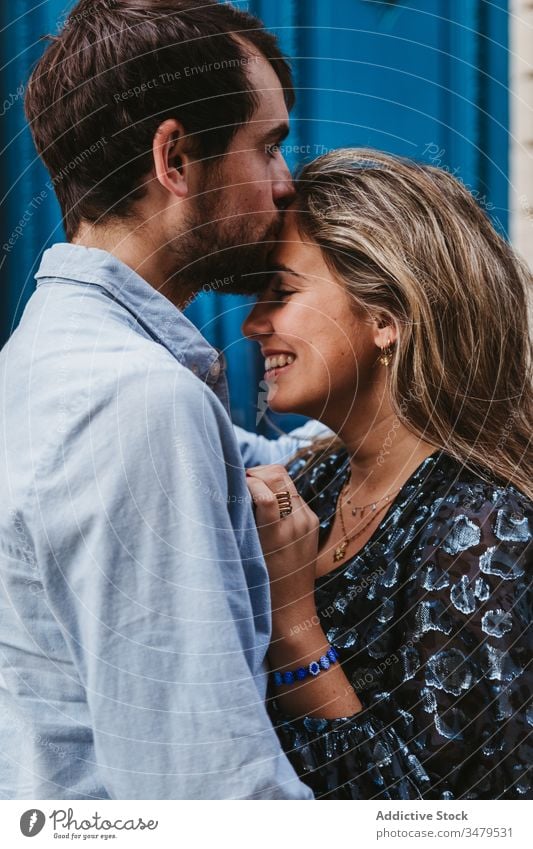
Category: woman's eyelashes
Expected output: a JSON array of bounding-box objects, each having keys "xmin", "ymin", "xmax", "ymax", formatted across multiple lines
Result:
[
  {"xmin": 270, "ymin": 288, "xmax": 295, "ymax": 300},
  {"xmin": 267, "ymin": 274, "xmax": 297, "ymax": 301}
]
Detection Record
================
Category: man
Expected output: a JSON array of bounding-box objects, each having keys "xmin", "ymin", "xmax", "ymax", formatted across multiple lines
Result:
[{"xmin": 0, "ymin": 0, "xmax": 315, "ymax": 800}]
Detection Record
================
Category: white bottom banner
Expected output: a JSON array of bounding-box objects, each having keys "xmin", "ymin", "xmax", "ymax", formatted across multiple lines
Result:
[{"xmin": 2, "ymin": 799, "xmax": 530, "ymax": 848}]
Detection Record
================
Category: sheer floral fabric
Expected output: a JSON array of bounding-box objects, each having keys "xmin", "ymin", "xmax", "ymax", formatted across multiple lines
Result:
[{"xmin": 269, "ymin": 449, "xmax": 532, "ymax": 799}]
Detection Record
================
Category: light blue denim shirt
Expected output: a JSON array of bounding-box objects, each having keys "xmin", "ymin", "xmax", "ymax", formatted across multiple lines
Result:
[{"xmin": 0, "ymin": 242, "xmax": 314, "ymax": 800}]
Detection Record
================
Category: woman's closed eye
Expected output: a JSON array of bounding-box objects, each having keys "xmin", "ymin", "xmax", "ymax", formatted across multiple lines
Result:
[{"xmin": 270, "ymin": 288, "xmax": 296, "ymax": 301}]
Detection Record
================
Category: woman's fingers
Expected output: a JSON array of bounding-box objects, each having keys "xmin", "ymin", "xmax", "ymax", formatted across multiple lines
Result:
[
  {"xmin": 246, "ymin": 465, "xmax": 319, "ymax": 598},
  {"xmin": 246, "ymin": 464, "xmax": 300, "ymax": 499},
  {"xmin": 246, "ymin": 464, "xmax": 302, "ymax": 525},
  {"xmin": 245, "ymin": 474, "xmax": 284, "ymax": 526},
  {"xmin": 246, "ymin": 464, "xmax": 318, "ymax": 543}
]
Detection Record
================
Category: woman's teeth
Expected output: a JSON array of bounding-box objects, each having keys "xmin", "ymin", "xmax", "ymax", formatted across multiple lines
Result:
[{"xmin": 264, "ymin": 354, "xmax": 295, "ymax": 372}]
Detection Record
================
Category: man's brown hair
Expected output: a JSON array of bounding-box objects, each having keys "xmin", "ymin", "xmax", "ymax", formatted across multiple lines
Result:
[{"xmin": 24, "ymin": 0, "xmax": 294, "ymax": 240}]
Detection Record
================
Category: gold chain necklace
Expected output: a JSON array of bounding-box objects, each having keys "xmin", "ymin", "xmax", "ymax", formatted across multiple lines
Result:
[
  {"xmin": 344, "ymin": 487, "xmax": 401, "ymax": 517},
  {"xmin": 332, "ymin": 476, "xmax": 400, "ymax": 563}
]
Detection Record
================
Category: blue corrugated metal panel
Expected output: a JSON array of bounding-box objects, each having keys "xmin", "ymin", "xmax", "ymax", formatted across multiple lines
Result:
[
  {"xmin": 477, "ymin": 0, "xmax": 509, "ymax": 235},
  {"xmin": 0, "ymin": 1, "xmax": 66, "ymax": 341},
  {"xmin": 440, "ymin": 0, "xmax": 481, "ymax": 192}
]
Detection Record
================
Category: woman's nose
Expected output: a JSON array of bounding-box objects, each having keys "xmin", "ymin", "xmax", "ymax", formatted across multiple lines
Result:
[{"xmin": 242, "ymin": 300, "xmax": 272, "ymax": 340}]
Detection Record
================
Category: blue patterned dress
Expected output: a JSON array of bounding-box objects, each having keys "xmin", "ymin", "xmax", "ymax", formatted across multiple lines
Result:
[{"xmin": 269, "ymin": 449, "xmax": 532, "ymax": 799}]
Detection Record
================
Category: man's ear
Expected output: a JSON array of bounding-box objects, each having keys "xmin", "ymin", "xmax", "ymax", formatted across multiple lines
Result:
[{"xmin": 152, "ymin": 118, "xmax": 191, "ymax": 200}]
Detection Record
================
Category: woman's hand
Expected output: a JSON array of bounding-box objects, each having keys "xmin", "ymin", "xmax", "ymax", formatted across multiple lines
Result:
[
  {"xmin": 246, "ymin": 464, "xmax": 363, "ymax": 719},
  {"xmin": 245, "ymin": 464, "xmax": 319, "ymax": 634}
]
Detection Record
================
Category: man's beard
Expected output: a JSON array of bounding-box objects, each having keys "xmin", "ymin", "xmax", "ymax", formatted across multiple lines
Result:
[{"xmin": 168, "ymin": 190, "xmax": 284, "ymax": 299}]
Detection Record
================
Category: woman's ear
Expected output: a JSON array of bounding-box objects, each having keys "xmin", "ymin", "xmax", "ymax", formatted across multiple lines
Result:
[
  {"xmin": 372, "ymin": 314, "xmax": 398, "ymax": 350},
  {"xmin": 152, "ymin": 118, "xmax": 191, "ymax": 200}
]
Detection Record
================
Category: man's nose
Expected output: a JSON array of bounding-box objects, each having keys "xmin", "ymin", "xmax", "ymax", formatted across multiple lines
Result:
[{"xmin": 272, "ymin": 159, "xmax": 295, "ymax": 207}]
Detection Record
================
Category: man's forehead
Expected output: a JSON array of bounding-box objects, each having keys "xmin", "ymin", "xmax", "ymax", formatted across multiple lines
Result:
[{"xmin": 242, "ymin": 49, "xmax": 290, "ymax": 127}]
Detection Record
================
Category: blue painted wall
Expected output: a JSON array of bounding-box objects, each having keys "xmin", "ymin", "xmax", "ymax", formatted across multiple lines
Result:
[{"xmin": 1, "ymin": 0, "xmax": 509, "ymax": 432}]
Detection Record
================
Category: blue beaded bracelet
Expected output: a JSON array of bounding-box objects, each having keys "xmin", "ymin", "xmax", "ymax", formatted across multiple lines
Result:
[{"xmin": 272, "ymin": 645, "xmax": 339, "ymax": 687}]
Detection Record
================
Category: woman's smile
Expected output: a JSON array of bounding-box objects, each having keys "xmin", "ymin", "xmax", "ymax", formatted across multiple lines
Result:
[{"xmin": 263, "ymin": 351, "xmax": 296, "ymax": 379}]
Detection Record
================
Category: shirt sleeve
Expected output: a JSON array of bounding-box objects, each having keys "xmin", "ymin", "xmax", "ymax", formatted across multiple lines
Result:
[
  {"xmin": 37, "ymin": 365, "xmax": 312, "ymax": 800},
  {"xmin": 235, "ymin": 420, "xmax": 333, "ymax": 468},
  {"xmin": 269, "ymin": 486, "xmax": 532, "ymax": 799}
]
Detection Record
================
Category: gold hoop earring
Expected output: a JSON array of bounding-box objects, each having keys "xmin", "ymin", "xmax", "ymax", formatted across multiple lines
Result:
[{"xmin": 378, "ymin": 340, "xmax": 393, "ymax": 366}]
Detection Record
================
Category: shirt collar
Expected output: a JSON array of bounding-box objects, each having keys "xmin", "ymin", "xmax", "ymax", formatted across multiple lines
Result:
[{"xmin": 35, "ymin": 242, "xmax": 228, "ymax": 402}]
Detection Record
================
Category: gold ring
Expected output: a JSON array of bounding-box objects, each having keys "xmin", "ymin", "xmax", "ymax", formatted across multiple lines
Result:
[{"xmin": 275, "ymin": 490, "xmax": 293, "ymax": 519}]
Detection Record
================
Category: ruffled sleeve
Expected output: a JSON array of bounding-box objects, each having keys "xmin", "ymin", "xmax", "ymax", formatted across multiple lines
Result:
[{"xmin": 268, "ymin": 479, "xmax": 532, "ymax": 799}]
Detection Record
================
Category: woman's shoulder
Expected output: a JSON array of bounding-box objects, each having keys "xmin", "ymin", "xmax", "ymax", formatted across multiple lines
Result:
[
  {"xmin": 408, "ymin": 452, "xmax": 532, "ymax": 594},
  {"xmin": 422, "ymin": 451, "xmax": 532, "ymax": 531}
]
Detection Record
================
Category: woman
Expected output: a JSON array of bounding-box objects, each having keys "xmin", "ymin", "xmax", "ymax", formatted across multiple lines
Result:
[{"xmin": 243, "ymin": 149, "xmax": 532, "ymax": 800}]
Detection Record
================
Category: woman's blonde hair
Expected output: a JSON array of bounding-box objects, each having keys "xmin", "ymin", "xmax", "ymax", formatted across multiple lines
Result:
[{"xmin": 293, "ymin": 148, "xmax": 533, "ymax": 498}]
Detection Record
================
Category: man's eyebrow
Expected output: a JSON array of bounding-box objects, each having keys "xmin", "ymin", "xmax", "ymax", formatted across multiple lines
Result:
[{"xmin": 262, "ymin": 122, "xmax": 290, "ymax": 144}]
